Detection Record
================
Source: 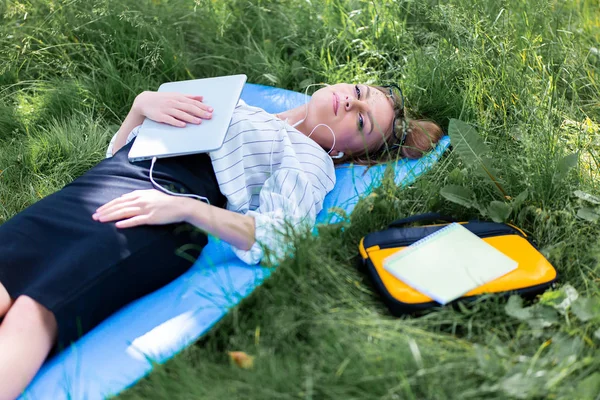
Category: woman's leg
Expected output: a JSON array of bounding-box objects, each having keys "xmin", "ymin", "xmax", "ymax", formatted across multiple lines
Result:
[
  {"xmin": 0, "ymin": 295, "xmax": 57, "ymax": 400},
  {"xmin": 0, "ymin": 282, "xmax": 12, "ymax": 318}
]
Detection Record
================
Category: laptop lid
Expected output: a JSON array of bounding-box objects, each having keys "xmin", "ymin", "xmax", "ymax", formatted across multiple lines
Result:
[{"xmin": 128, "ymin": 74, "xmax": 247, "ymax": 162}]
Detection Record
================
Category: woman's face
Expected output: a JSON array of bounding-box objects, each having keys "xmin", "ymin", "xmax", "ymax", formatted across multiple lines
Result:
[{"xmin": 304, "ymin": 83, "xmax": 395, "ymax": 156}]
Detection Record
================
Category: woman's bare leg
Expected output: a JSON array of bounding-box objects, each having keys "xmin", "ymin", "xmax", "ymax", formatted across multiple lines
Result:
[
  {"xmin": 0, "ymin": 282, "xmax": 12, "ymax": 318},
  {"xmin": 0, "ymin": 295, "xmax": 57, "ymax": 400}
]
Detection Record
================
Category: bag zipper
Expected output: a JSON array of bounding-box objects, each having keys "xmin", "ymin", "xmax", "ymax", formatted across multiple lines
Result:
[{"xmin": 370, "ymin": 227, "xmax": 523, "ymax": 250}]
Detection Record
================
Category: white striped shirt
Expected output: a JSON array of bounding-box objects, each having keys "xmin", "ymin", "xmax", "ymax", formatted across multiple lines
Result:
[{"xmin": 106, "ymin": 100, "xmax": 336, "ymax": 266}]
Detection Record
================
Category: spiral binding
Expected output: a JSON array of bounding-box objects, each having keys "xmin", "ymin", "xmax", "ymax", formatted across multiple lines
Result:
[{"xmin": 383, "ymin": 222, "xmax": 461, "ymax": 268}]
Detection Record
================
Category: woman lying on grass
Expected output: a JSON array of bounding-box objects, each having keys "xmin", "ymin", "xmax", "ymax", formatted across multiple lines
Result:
[{"xmin": 0, "ymin": 81, "xmax": 442, "ymax": 399}]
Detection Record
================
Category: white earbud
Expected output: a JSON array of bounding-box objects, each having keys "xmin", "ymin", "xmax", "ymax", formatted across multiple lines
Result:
[{"xmin": 306, "ymin": 123, "xmax": 342, "ymax": 159}]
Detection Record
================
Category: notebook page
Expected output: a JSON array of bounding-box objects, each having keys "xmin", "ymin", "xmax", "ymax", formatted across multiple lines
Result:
[{"xmin": 383, "ymin": 223, "xmax": 518, "ymax": 305}]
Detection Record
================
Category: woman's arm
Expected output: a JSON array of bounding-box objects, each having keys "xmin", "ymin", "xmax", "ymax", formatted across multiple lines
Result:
[
  {"xmin": 112, "ymin": 104, "xmax": 145, "ymax": 155},
  {"xmin": 93, "ymin": 189, "xmax": 256, "ymax": 251},
  {"xmin": 180, "ymin": 198, "xmax": 256, "ymax": 251}
]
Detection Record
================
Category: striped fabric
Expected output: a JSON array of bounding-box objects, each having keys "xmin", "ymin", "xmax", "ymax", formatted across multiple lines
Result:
[{"xmin": 106, "ymin": 99, "xmax": 336, "ymax": 265}]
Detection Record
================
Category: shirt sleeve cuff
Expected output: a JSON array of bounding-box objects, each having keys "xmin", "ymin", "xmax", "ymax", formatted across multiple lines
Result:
[
  {"xmin": 105, "ymin": 132, "xmax": 118, "ymax": 158},
  {"xmin": 231, "ymin": 240, "xmax": 265, "ymax": 266},
  {"xmin": 106, "ymin": 125, "xmax": 141, "ymax": 158},
  {"xmin": 230, "ymin": 210, "xmax": 294, "ymax": 266}
]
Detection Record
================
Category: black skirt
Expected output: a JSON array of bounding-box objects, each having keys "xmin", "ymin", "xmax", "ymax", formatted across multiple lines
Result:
[{"xmin": 0, "ymin": 138, "xmax": 226, "ymax": 352}]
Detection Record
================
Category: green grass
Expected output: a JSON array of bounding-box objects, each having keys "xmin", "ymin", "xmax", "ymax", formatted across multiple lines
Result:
[{"xmin": 1, "ymin": 0, "xmax": 600, "ymax": 398}]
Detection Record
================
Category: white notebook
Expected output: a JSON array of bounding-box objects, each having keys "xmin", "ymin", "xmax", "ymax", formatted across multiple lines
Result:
[{"xmin": 383, "ymin": 223, "xmax": 518, "ymax": 305}]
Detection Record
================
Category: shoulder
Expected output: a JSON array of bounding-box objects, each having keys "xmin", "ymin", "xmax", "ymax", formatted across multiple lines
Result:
[
  {"xmin": 234, "ymin": 98, "xmax": 269, "ymax": 117},
  {"xmin": 230, "ymin": 99, "xmax": 278, "ymax": 129}
]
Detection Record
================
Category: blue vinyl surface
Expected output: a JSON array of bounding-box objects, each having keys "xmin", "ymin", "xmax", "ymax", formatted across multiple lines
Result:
[{"xmin": 20, "ymin": 83, "xmax": 450, "ymax": 400}]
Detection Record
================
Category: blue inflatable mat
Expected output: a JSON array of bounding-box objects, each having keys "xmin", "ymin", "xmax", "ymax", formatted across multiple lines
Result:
[{"xmin": 21, "ymin": 84, "xmax": 450, "ymax": 400}]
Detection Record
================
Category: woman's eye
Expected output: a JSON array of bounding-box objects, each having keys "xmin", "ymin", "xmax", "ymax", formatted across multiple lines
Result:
[
  {"xmin": 358, "ymin": 114, "xmax": 364, "ymax": 130},
  {"xmin": 355, "ymin": 84, "xmax": 361, "ymax": 100}
]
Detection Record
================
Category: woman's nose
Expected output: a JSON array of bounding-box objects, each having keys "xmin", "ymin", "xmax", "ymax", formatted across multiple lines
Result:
[
  {"xmin": 344, "ymin": 96, "xmax": 363, "ymax": 112},
  {"xmin": 344, "ymin": 96, "xmax": 355, "ymax": 111}
]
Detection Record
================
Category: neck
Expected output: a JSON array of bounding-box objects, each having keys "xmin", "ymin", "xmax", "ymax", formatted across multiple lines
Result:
[{"xmin": 276, "ymin": 105, "xmax": 310, "ymax": 135}]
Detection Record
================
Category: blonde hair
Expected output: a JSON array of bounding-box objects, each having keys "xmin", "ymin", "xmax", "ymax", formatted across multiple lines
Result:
[{"xmin": 332, "ymin": 86, "xmax": 444, "ymax": 166}]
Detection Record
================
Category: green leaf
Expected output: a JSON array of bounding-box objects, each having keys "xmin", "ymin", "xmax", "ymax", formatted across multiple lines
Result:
[
  {"xmin": 440, "ymin": 185, "xmax": 476, "ymax": 208},
  {"xmin": 448, "ymin": 119, "xmax": 506, "ymax": 196},
  {"xmin": 539, "ymin": 288, "xmax": 568, "ymax": 306},
  {"xmin": 299, "ymin": 78, "xmax": 315, "ymax": 89},
  {"xmin": 574, "ymin": 190, "xmax": 600, "ymax": 205},
  {"xmin": 474, "ymin": 345, "xmax": 504, "ymax": 377},
  {"xmin": 556, "ymin": 152, "xmax": 579, "ymax": 178},
  {"xmin": 487, "ymin": 201, "xmax": 512, "ymax": 222},
  {"xmin": 575, "ymin": 373, "xmax": 600, "ymax": 400},
  {"xmin": 527, "ymin": 305, "xmax": 559, "ymax": 331},
  {"xmin": 505, "ymin": 295, "xmax": 531, "ymax": 321},
  {"xmin": 571, "ymin": 297, "xmax": 600, "ymax": 322},
  {"xmin": 447, "ymin": 167, "xmax": 465, "ymax": 185},
  {"xmin": 512, "ymin": 189, "xmax": 528, "ymax": 208},
  {"xmin": 576, "ymin": 207, "xmax": 600, "ymax": 222},
  {"xmin": 448, "ymin": 119, "xmax": 490, "ymax": 165},
  {"xmin": 548, "ymin": 333, "xmax": 584, "ymax": 364},
  {"xmin": 539, "ymin": 284, "xmax": 579, "ymax": 315},
  {"xmin": 505, "ymin": 296, "xmax": 558, "ymax": 336}
]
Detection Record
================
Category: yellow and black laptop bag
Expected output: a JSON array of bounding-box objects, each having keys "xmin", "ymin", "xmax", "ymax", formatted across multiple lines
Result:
[{"xmin": 358, "ymin": 213, "xmax": 557, "ymax": 316}]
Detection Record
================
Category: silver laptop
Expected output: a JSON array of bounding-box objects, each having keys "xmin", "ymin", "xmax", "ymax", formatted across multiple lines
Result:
[{"xmin": 128, "ymin": 74, "xmax": 247, "ymax": 162}]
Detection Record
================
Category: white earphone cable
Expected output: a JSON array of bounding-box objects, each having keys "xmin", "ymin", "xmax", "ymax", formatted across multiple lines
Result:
[
  {"xmin": 149, "ymin": 156, "xmax": 211, "ymax": 204},
  {"xmin": 279, "ymin": 83, "xmax": 344, "ymax": 164}
]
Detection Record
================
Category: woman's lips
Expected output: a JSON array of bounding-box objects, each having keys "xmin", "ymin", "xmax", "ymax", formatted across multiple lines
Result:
[{"xmin": 333, "ymin": 92, "xmax": 339, "ymax": 115}]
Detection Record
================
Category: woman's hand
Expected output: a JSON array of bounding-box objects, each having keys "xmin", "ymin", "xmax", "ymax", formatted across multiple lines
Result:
[
  {"xmin": 92, "ymin": 189, "xmax": 189, "ymax": 228},
  {"xmin": 132, "ymin": 91, "xmax": 213, "ymax": 128}
]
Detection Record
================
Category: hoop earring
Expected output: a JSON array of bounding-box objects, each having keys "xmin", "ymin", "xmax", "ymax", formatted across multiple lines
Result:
[{"xmin": 330, "ymin": 152, "xmax": 345, "ymax": 159}]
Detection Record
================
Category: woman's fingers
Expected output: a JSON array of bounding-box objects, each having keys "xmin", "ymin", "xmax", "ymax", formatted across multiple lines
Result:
[
  {"xmin": 160, "ymin": 114, "xmax": 186, "ymax": 127},
  {"xmin": 95, "ymin": 194, "xmax": 137, "ymax": 214},
  {"xmin": 184, "ymin": 95, "xmax": 204, "ymax": 102},
  {"xmin": 169, "ymin": 108, "xmax": 202, "ymax": 124},
  {"xmin": 181, "ymin": 96, "xmax": 213, "ymax": 112},
  {"xmin": 116, "ymin": 215, "xmax": 150, "ymax": 228},
  {"xmin": 177, "ymin": 100, "xmax": 213, "ymax": 118},
  {"xmin": 94, "ymin": 206, "xmax": 143, "ymax": 222},
  {"xmin": 95, "ymin": 190, "xmax": 144, "ymax": 214},
  {"xmin": 95, "ymin": 199, "xmax": 138, "ymax": 218}
]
